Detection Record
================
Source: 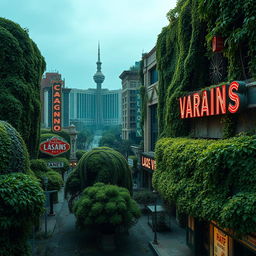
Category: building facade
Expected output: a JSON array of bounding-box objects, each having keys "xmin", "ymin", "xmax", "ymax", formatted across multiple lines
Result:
[
  {"xmin": 138, "ymin": 47, "xmax": 158, "ymax": 190},
  {"xmin": 142, "ymin": 46, "xmax": 158, "ymax": 152},
  {"xmin": 41, "ymin": 45, "xmax": 121, "ymax": 131},
  {"xmin": 68, "ymin": 88, "xmax": 121, "ymax": 129},
  {"xmin": 120, "ymin": 63, "xmax": 141, "ymax": 142}
]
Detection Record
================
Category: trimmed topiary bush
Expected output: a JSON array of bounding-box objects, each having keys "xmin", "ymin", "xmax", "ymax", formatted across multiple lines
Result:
[
  {"xmin": 76, "ymin": 150, "xmax": 86, "ymax": 161},
  {"xmin": 0, "ymin": 120, "xmax": 29, "ymax": 174},
  {"xmin": 65, "ymin": 147, "xmax": 132, "ymax": 199},
  {"xmin": 73, "ymin": 183, "xmax": 141, "ymax": 234},
  {"xmin": 0, "ymin": 173, "xmax": 45, "ymax": 256},
  {"xmin": 65, "ymin": 147, "xmax": 133, "ymax": 211}
]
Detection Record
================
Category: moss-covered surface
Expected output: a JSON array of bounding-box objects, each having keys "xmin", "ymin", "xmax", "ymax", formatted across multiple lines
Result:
[
  {"xmin": 155, "ymin": 0, "xmax": 256, "ymax": 138},
  {"xmin": 153, "ymin": 136, "xmax": 256, "ymax": 235},
  {"xmin": 65, "ymin": 147, "xmax": 133, "ymax": 200},
  {"xmin": 0, "ymin": 121, "xmax": 29, "ymax": 174},
  {"xmin": 0, "ymin": 18, "xmax": 45, "ymax": 158}
]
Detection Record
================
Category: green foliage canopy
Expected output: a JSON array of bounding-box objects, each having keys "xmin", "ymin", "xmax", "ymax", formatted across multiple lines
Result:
[
  {"xmin": 0, "ymin": 173, "xmax": 45, "ymax": 256},
  {"xmin": 65, "ymin": 147, "xmax": 133, "ymax": 202},
  {"xmin": 155, "ymin": 0, "xmax": 256, "ymax": 137},
  {"xmin": 73, "ymin": 183, "xmax": 140, "ymax": 234},
  {"xmin": 0, "ymin": 120, "xmax": 29, "ymax": 174},
  {"xmin": 30, "ymin": 159, "xmax": 63, "ymax": 191},
  {"xmin": 153, "ymin": 136, "xmax": 256, "ymax": 235},
  {"xmin": 0, "ymin": 18, "xmax": 45, "ymax": 158}
]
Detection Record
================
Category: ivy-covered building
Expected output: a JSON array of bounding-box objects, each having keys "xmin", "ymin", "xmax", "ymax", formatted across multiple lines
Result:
[
  {"xmin": 151, "ymin": 0, "xmax": 256, "ymax": 256},
  {"xmin": 120, "ymin": 62, "xmax": 141, "ymax": 143},
  {"xmin": 139, "ymin": 47, "xmax": 159, "ymax": 190}
]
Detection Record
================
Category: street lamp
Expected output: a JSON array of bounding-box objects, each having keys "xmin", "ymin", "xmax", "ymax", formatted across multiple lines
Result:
[
  {"xmin": 153, "ymin": 190, "xmax": 158, "ymax": 245},
  {"xmin": 43, "ymin": 177, "xmax": 48, "ymax": 236}
]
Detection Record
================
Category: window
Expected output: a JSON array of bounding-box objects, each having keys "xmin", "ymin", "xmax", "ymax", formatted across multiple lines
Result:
[{"xmin": 149, "ymin": 66, "xmax": 158, "ymax": 85}]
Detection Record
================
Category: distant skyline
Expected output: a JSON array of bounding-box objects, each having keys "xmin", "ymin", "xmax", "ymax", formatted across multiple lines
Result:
[{"xmin": 0, "ymin": 0, "xmax": 176, "ymax": 90}]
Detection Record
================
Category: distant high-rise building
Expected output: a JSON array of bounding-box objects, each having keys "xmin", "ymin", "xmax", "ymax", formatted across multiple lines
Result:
[
  {"xmin": 119, "ymin": 63, "xmax": 141, "ymax": 142},
  {"xmin": 41, "ymin": 44, "xmax": 121, "ymax": 131}
]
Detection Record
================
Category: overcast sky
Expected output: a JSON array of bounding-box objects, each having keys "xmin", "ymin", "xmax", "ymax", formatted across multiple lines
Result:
[{"xmin": 0, "ymin": 0, "xmax": 176, "ymax": 90}]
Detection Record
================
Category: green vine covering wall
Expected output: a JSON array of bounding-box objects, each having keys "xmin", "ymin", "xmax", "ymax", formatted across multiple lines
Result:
[
  {"xmin": 153, "ymin": 136, "xmax": 256, "ymax": 235},
  {"xmin": 0, "ymin": 18, "xmax": 46, "ymax": 159},
  {"xmin": 156, "ymin": 0, "xmax": 256, "ymax": 137}
]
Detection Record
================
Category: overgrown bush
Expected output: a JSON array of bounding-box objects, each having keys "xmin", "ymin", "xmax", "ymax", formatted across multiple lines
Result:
[
  {"xmin": 30, "ymin": 159, "xmax": 63, "ymax": 191},
  {"xmin": 153, "ymin": 136, "xmax": 256, "ymax": 235},
  {"xmin": 43, "ymin": 157, "xmax": 69, "ymax": 177},
  {"xmin": 133, "ymin": 190, "xmax": 156, "ymax": 208},
  {"xmin": 76, "ymin": 150, "xmax": 86, "ymax": 161},
  {"xmin": 0, "ymin": 120, "xmax": 30, "ymax": 174},
  {"xmin": 0, "ymin": 173, "xmax": 45, "ymax": 256},
  {"xmin": 73, "ymin": 183, "xmax": 141, "ymax": 234},
  {"xmin": 65, "ymin": 147, "xmax": 132, "ymax": 206},
  {"xmin": 0, "ymin": 18, "xmax": 45, "ymax": 158}
]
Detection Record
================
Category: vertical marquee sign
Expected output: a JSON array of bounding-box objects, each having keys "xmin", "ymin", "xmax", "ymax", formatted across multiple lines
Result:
[{"xmin": 52, "ymin": 81, "xmax": 62, "ymax": 132}]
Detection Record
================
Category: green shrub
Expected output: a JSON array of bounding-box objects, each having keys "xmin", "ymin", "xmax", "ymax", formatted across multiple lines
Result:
[
  {"xmin": 30, "ymin": 159, "xmax": 63, "ymax": 191},
  {"xmin": 76, "ymin": 150, "xmax": 86, "ymax": 161},
  {"xmin": 133, "ymin": 190, "xmax": 156, "ymax": 207},
  {"xmin": 73, "ymin": 183, "xmax": 141, "ymax": 234},
  {"xmin": 0, "ymin": 120, "xmax": 29, "ymax": 174},
  {"xmin": 30, "ymin": 159, "xmax": 50, "ymax": 173},
  {"xmin": 0, "ymin": 173, "xmax": 45, "ymax": 256},
  {"xmin": 43, "ymin": 157, "xmax": 69, "ymax": 176},
  {"xmin": 65, "ymin": 147, "xmax": 132, "ymax": 202},
  {"xmin": 153, "ymin": 136, "xmax": 256, "ymax": 235},
  {"xmin": 41, "ymin": 128, "xmax": 71, "ymax": 144}
]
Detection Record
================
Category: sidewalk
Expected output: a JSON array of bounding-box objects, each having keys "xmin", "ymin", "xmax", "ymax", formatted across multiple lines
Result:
[
  {"xmin": 147, "ymin": 217, "xmax": 193, "ymax": 256},
  {"xmin": 39, "ymin": 186, "xmax": 65, "ymax": 236}
]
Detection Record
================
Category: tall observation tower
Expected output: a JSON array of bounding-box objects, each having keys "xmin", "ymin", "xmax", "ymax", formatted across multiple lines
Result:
[{"xmin": 93, "ymin": 43, "xmax": 105, "ymax": 129}]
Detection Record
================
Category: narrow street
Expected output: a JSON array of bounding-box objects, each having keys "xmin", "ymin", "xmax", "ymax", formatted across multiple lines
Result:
[{"xmin": 35, "ymin": 198, "xmax": 154, "ymax": 256}]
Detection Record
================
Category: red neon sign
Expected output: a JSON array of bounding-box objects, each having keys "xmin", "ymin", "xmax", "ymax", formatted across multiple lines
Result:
[
  {"xmin": 179, "ymin": 81, "xmax": 245, "ymax": 119},
  {"xmin": 52, "ymin": 81, "xmax": 62, "ymax": 132},
  {"xmin": 40, "ymin": 137, "xmax": 70, "ymax": 156},
  {"xmin": 141, "ymin": 155, "xmax": 156, "ymax": 171}
]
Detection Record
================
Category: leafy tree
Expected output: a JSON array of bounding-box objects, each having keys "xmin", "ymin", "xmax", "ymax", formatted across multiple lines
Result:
[
  {"xmin": 65, "ymin": 147, "xmax": 133, "ymax": 210},
  {"xmin": 77, "ymin": 130, "xmax": 93, "ymax": 150},
  {"xmin": 99, "ymin": 129, "xmax": 133, "ymax": 158},
  {"xmin": 73, "ymin": 183, "xmax": 140, "ymax": 234},
  {"xmin": 0, "ymin": 18, "xmax": 46, "ymax": 158},
  {"xmin": 0, "ymin": 122, "xmax": 45, "ymax": 255}
]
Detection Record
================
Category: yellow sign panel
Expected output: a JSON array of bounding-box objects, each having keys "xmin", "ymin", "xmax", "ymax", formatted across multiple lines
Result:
[{"xmin": 214, "ymin": 227, "xmax": 228, "ymax": 256}]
